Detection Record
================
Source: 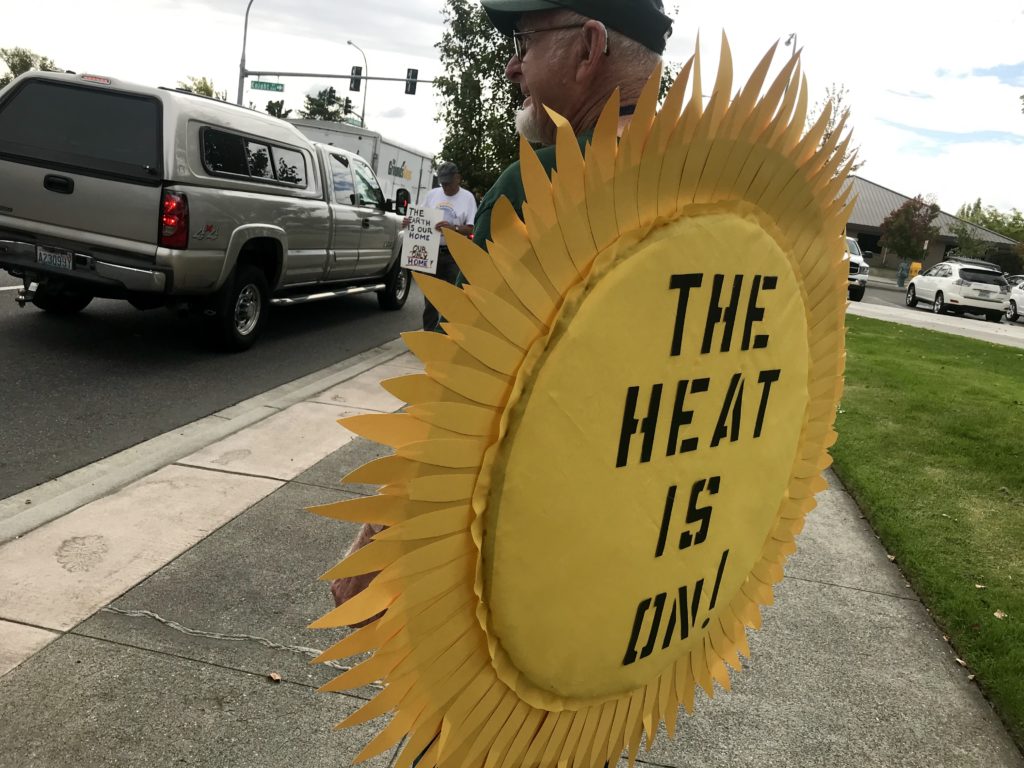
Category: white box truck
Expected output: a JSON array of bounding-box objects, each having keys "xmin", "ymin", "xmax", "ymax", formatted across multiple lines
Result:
[{"xmin": 289, "ymin": 119, "xmax": 434, "ymax": 207}]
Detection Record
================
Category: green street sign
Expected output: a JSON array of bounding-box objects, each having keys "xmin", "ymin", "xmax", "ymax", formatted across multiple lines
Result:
[{"xmin": 251, "ymin": 80, "xmax": 284, "ymax": 92}]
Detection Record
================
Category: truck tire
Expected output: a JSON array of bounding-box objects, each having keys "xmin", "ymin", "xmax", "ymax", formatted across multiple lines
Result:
[
  {"xmin": 849, "ymin": 285, "xmax": 865, "ymax": 302},
  {"xmin": 210, "ymin": 264, "xmax": 269, "ymax": 351},
  {"xmin": 378, "ymin": 260, "xmax": 411, "ymax": 310},
  {"xmin": 32, "ymin": 285, "xmax": 93, "ymax": 315}
]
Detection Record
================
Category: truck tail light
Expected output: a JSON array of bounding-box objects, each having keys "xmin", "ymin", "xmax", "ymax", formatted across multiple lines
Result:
[{"xmin": 159, "ymin": 191, "xmax": 189, "ymax": 249}]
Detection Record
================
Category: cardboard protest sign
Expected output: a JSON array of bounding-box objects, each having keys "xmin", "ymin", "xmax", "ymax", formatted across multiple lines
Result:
[
  {"xmin": 310, "ymin": 38, "xmax": 853, "ymax": 768},
  {"xmin": 401, "ymin": 206, "xmax": 443, "ymax": 274}
]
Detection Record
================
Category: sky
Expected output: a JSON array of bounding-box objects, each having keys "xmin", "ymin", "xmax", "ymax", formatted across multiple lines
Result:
[{"xmin": 4, "ymin": 0, "xmax": 1024, "ymax": 215}]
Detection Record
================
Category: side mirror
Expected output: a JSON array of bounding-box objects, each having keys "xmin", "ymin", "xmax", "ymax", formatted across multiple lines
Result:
[{"xmin": 862, "ymin": 250, "xmax": 876, "ymax": 260}]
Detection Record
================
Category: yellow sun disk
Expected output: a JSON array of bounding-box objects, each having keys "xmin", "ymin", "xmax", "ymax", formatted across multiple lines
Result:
[{"xmin": 480, "ymin": 211, "xmax": 810, "ymax": 703}]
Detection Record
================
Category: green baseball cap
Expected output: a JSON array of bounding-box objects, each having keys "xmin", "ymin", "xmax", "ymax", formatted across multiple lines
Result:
[{"xmin": 481, "ymin": 0, "xmax": 673, "ymax": 54}]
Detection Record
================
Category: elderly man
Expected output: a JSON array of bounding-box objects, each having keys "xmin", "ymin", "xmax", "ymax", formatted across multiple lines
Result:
[
  {"xmin": 473, "ymin": 0, "xmax": 672, "ymax": 247},
  {"xmin": 422, "ymin": 161, "xmax": 476, "ymax": 330}
]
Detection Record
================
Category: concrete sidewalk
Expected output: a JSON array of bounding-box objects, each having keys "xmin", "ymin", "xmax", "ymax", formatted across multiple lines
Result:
[{"xmin": 1, "ymin": 341, "xmax": 1021, "ymax": 768}]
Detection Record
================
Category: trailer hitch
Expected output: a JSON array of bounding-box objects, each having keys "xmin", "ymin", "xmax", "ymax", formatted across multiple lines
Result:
[{"xmin": 16, "ymin": 280, "xmax": 38, "ymax": 308}]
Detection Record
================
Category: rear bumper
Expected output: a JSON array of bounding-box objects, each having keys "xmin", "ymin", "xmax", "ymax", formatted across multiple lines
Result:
[
  {"xmin": 945, "ymin": 292, "xmax": 1007, "ymax": 311},
  {"xmin": 0, "ymin": 239, "xmax": 167, "ymax": 294}
]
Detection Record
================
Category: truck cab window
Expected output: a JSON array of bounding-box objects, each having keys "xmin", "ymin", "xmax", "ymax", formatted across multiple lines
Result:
[
  {"xmin": 246, "ymin": 141, "xmax": 273, "ymax": 179},
  {"xmin": 202, "ymin": 130, "xmax": 247, "ymax": 176},
  {"xmin": 330, "ymin": 154, "xmax": 356, "ymax": 205},
  {"xmin": 352, "ymin": 157, "xmax": 385, "ymax": 209}
]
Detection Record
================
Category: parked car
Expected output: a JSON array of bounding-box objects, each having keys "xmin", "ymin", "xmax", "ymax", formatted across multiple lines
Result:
[
  {"xmin": 0, "ymin": 71, "xmax": 410, "ymax": 350},
  {"xmin": 846, "ymin": 236, "xmax": 869, "ymax": 301},
  {"xmin": 905, "ymin": 259, "xmax": 1009, "ymax": 323},
  {"xmin": 1005, "ymin": 275, "xmax": 1024, "ymax": 322}
]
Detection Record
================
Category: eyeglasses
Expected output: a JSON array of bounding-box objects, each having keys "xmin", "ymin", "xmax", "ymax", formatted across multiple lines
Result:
[{"xmin": 511, "ymin": 23, "xmax": 585, "ymax": 61}]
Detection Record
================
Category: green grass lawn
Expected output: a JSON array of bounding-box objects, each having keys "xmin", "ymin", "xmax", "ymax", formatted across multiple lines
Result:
[{"xmin": 832, "ymin": 315, "xmax": 1024, "ymax": 743}]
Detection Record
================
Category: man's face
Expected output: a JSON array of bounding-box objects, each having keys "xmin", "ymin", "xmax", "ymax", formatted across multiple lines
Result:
[
  {"xmin": 507, "ymin": 11, "xmax": 578, "ymax": 144},
  {"xmin": 441, "ymin": 173, "xmax": 461, "ymax": 194}
]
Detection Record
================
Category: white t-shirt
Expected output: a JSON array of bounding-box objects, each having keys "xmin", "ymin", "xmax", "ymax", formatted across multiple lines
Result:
[{"xmin": 425, "ymin": 186, "xmax": 477, "ymax": 247}]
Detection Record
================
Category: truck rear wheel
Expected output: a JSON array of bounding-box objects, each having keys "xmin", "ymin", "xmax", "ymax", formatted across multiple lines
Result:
[
  {"xmin": 378, "ymin": 260, "xmax": 411, "ymax": 310},
  {"xmin": 32, "ymin": 285, "xmax": 93, "ymax": 315},
  {"xmin": 210, "ymin": 264, "xmax": 269, "ymax": 351},
  {"xmin": 848, "ymin": 285, "xmax": 865, "ymax": 302}
]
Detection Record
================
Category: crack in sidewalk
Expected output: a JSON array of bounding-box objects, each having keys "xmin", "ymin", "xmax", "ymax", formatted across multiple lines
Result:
[{"xmin": 101, "ymin": 606, "xmax": 383, "ymax": 686}]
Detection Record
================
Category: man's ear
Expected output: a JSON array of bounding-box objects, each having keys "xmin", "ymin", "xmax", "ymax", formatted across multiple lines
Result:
[{"xmin": 575, "ymin": 20, "xmax": 609, "ymax": 81}]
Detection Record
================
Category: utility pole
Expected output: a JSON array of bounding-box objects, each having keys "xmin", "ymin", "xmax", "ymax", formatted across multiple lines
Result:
[{"xmin": 236, "ymin": 0, "xmax": 256, "ymax": 105}]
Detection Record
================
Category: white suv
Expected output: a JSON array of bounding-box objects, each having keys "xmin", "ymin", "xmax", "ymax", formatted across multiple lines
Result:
[{"xmin": 905, "ymin": 259, "xmax": 1010, "ymax": 323}]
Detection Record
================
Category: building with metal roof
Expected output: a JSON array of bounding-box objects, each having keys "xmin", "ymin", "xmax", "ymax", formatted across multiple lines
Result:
[{"xmin": 845, "ymin": 176, "xmax": 1018, "ymax": 268}]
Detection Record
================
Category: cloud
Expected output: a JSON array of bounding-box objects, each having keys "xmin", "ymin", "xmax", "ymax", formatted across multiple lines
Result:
[
  {"xmin": 971, "ymin": 61, "xmax": 1024, "ymax": 87},
  {"xmin": 885, "ymin": 89, "xmax": 933, "ymax": 99},
  {"xmin": 380, "ymin": 107, "xmax": 407, "ymax": 119},
  {"xmin": 879, "ymin": 120, "xmax": 1024, "ymax": 148}
]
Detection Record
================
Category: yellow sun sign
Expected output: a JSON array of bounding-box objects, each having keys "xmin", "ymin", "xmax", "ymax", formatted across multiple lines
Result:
[{"xmin": 310, "ymin": 37, "xmax": 852, "ymax": 768}]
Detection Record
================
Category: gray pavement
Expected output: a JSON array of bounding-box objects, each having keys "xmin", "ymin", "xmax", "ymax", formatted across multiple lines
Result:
[{"xmin": 1, "ymin": 344, "xmax": 1022, "ymax": 768}]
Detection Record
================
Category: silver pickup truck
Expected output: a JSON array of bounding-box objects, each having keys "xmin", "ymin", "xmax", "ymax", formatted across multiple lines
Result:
[{"xmin": 0, "ymin": 72, "xmax": 411, "ymax": 350}]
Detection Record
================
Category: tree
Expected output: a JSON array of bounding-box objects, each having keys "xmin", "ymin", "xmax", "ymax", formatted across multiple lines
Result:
[
  {"xmin": 435, "ymin": 0, "xmax": 523, "ymax": 196},
  {"xmin": 266, "ymin": 99, "xmax": 291, "ymax": 119},
  {"xmin": 177, "ymin": 76, "xmax": 227, "ymax": 101},
  {"xmin": 879, "ymin": 195, "xmax": 940, "ymax": 264},
  {"xmin": 0, "ymin": 47, "xmax": 60, "ymax": 88},
  {"xmin": 300, "ymin": 87, "xmax": 343, "ymax": 122},
  {"xmin": 806, "ymin": 82, "xmax": 864, "ymax": 173},
  {"xmin": 947, "ymin": 220, "xmax": 987, "ymax": 260},
  {"xmin": 955, "ymin": 198, "xmax": 1024, "ymax": 273}
]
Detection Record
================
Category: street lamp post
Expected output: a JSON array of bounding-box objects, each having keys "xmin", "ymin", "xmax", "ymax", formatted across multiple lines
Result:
[
  {"xmin": 784, "ymin": 32, "xmax": 798, "ymax": 58},
  {"xmin": 236, "ymin": 0, "xmax": 256, "ymax": 105},
  {"xmin": 347, "ymin": 40, "xmax": 368, "ymax": 128}
]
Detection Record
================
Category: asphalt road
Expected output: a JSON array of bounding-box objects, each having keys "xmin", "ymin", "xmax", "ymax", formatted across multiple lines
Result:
[{"xmin": 0, "ymin": 271, "xmax": 422, "ymax": 498}]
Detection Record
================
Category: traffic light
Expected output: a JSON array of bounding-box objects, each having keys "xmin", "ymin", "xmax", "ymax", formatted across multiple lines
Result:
[
  {"xmin": 405, "ymin": 68, "xmax": 418, "ymax": 95},
  {"xmin": 349, "ymin": 65, "xmax": 362, "ymax": 92},
  {"xmin": 343, "ymin": 97, "xmax": 353, "ymax": 115}
]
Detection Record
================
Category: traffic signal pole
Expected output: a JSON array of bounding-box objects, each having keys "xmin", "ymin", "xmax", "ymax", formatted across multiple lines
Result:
[{"xmin": 242, "ymin": 70, "xmax": 435, "ymax": 86}]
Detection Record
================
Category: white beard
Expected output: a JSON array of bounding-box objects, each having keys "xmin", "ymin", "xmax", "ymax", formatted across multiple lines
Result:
[{"xmin": 514, "ymin": 103, "xmax": 549, "ymax": 144}]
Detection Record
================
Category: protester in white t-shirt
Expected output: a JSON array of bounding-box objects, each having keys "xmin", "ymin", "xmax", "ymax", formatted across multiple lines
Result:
[{"xmin": 422, "ymin": 161, "xmax": 477, "ymax": 331}]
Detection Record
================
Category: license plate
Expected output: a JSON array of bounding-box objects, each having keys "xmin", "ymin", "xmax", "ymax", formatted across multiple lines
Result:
[
  {"xmin": 36, "ymin": 245, "xmax": 74, "ymax": 270},
  {"xmin": 977, "ymin": 290, "xmax": 991, "ymax": 298}
]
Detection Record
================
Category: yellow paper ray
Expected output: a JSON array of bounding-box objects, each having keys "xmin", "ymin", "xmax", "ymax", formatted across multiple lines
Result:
[
  {"xmin": 333, "ymin": 673, "xmax": 415, "ymax": 728},
  {"xmin": 314, "ymin": 618, "xmax": 387, "ymax": 664},
  {"xmin": 537, "ymin": 710, "xmax": 575, "ymax": 768},
  {"xmin": 402, "ymin": 330, "xmax": 498, "ymax": 374},
  {"xmin": 493, "ymin": 196, "xmax": 578, "ymax": 296},
  {"xmin": 341, "ymin": 413, "xmax": 464, "ymax": 449},
  {"xmin": 502, "ymin": 708, "xmax": 549, "ymax": 768},
  {"xmin": 442, "ymin": 323, "xmax": 524, "ymax": 378},
  {"xmin": 483, "ymin": 700, "xmax": 531, "ymax": 768},
  {"xmin": 556, "ymin": 710, "xmax": 588, "ymax": 768},
  {"xmin": 343, "ymin": 456, "xmax": 467, "ymax": 486},
  {"xmin": 381, "ymin": 373, "xmax": 476, "ymax": 408},
  {"xmin": 462, "ymin": 285, "xmax": 544, "ymax": 351},
  {"xmin": 372, "ymin": 505, "xmax": 473, "ymax": 542},
  {"xmin": 488, "ymin": 239, "xmax": 561, "ymax": 325},
  {"xmin": 584, "ymin": 88, "xmax": 622, "ymax": 253},
  {"xmin": 405, "ymin": 400, "xmax": 500, "ymax": 437},
  {"xmin": 520, "ymin": 712, "xmax": 561, "ymax": 768},
  {"xmin": 570, "ymin": 704, "xmax": 601, "ymax": 768},
  {"xmin": 320, "ymin": 536, "xmax": 437, "ymax": 580},
  {"xmin": 405, "ymin": 473, "xmax": 477, "ymax": 502},
  {"xmin": 548, "ymin": 110, "xmax": 597, "ymax": 269},
  {"xmin": 425, "ymin": 361, "xmax": 512, "ymax": 408},
  {"xmin": 398, "ymin": 438, "xmax": 491, "ymax": 469}
]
